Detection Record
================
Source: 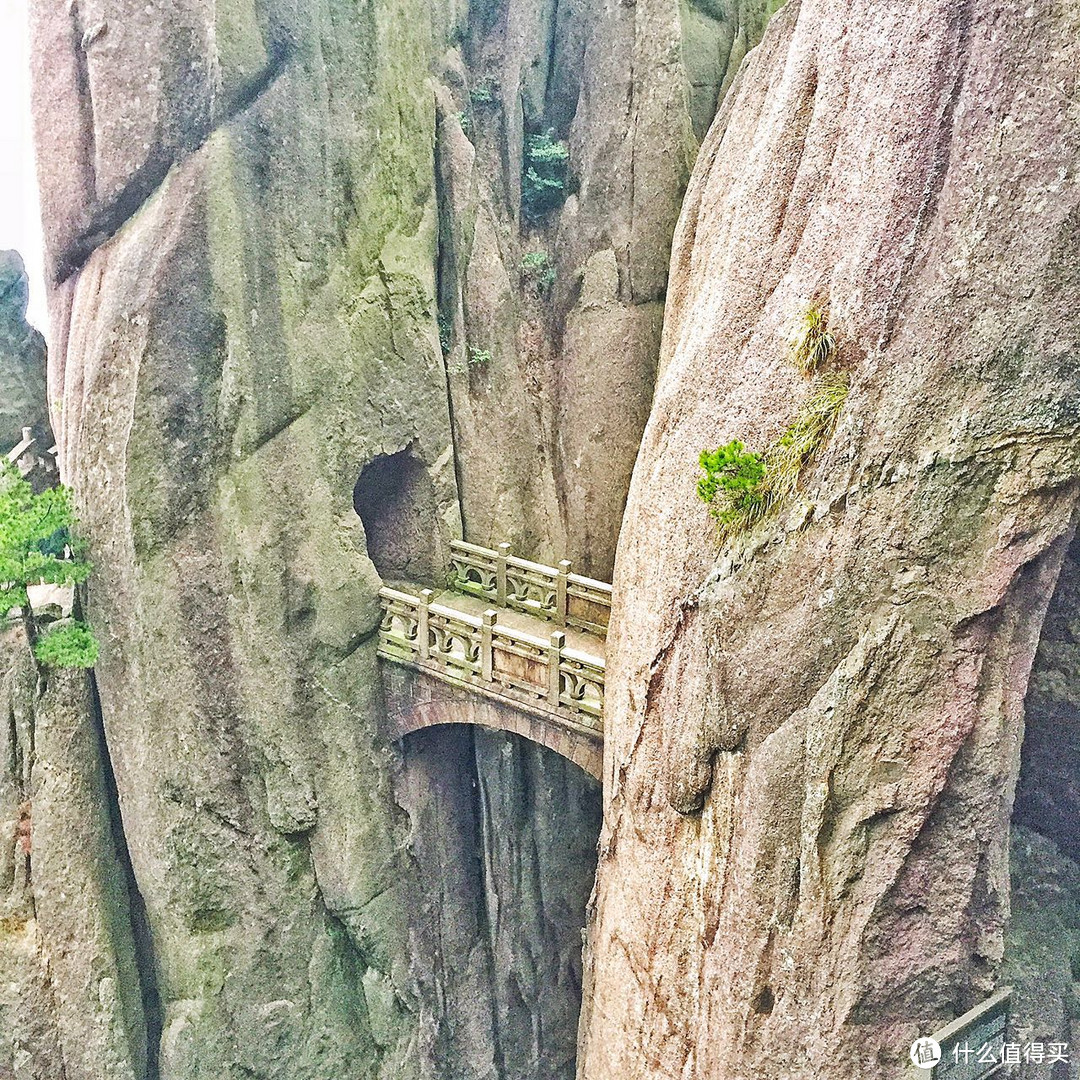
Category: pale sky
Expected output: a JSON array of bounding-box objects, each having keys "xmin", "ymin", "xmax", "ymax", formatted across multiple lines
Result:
[{"xmin": 0, "ymin": 0, "xmax": 46, "ymax": 333}]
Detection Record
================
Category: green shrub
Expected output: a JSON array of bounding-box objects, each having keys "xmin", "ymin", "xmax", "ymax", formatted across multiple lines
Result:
[
  {"xmin": 0, "ymin": 459, "xmax": 99, "ymax": 665},
  {"xmin": 697, "ymin": 441, "xmax": 767, "ymax": 529},
  {"xmin": 470, "ymin": 81, "xmax": 495, "ymax": 105},
  {"xmin": 448, "ymin": 347, "xmax": 493, "ymax": 379},
  {"xmin": 521, "ymin": 250, "xmax": 556, "ymax": 291},
  {"xmin": 522, "ymin": 132, "xmax": 569, "ymax": 221},
  {"xmin": 521, "ymin": 250, "xmax": 549, "ymax": 271},
  {"xmin": 0, "ymin": 461, "xmax": 92, "ymax": 617},
  {"xmin": 698, "ymin": 374, "xmax": 849, "ymax": 539},
  {"xmin": 33, "ymin": 621, "xmax": 99, "ymax": 669},
  {"xmin": 458, "ymin": 110, "xmax": 472, "ymax": 137}
]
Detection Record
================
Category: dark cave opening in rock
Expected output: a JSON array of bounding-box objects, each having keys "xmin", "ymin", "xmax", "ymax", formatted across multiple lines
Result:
[
  {"xmin": 395, "ymin": 723, "xmax": 602, "ymax": 1080},
  {"xmin": 1004, "ymin": 525, "xmax": 1080, "ymax": 1070},
  {"xmin": 353, "ymin": 447, "xmax": 440, "ymax": 585}
]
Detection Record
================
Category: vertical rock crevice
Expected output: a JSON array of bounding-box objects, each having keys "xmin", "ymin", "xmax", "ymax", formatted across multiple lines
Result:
[{"xmin": 87, "ymin": 672, "xmax": 162, "ymax": 1080}]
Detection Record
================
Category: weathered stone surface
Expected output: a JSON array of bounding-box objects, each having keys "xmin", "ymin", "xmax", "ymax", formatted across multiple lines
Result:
[
  {"xmin": 0, "ymin": 252, "xmax": 49, "ymax": 452},
  {"xmin": 28, "ymin": 0, "xmax": 660, "ymax": 1076},
  {"xmin": 33, "ymin": 1, "xmax": 457, "ymax": 1076},
  {"xmin": 29, "ymin": 0, "xmax": 287, "ymax": 284},
  {"xmin": 1002, "ymin": 827, "xmax": 1080, "ymax": 1080},
  {"xmin": 0, "ymin": 627, "xmax": 147, "ymax": 1080},
  {"xmin": 682, "ymin": 0, "xmax": 788, "ymax": 139},
  {"xmin": 28, "ymin": 0, "xmax": 784, "ymax": 1075},
  {"xmin": 581, "ymin": 2, "xmax": 1080, "ymax": 1077}
]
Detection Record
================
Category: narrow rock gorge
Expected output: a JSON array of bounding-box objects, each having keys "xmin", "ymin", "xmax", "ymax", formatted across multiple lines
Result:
[
  {"xmin": 2, "ymin": 0, "xmax": 1077, "ymax": 1078},
  {"xmin": 17, "ymin": 0, "xmax": 779, "ymax": 1078}
]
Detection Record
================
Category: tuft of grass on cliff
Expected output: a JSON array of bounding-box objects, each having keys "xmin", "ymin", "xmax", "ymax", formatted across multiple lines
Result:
[{"xmin": 698, "ymin": 373, "xmax": 849, "ymax": 540}]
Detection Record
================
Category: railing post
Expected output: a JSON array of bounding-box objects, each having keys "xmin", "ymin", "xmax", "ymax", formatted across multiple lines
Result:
[
  {"xmin": 556, "ymin": 560, "xmax": 571, "ymax": 626},
  {"xmin": 548, "ymin": 631, "xmax": 565, "ymax": 707},
  {"xmin": 482, "ymin": 610, "xmax": 497, "ymax": 682},
  {"xmin": 496, "ymin": 543, "xmax": 510, "ymax": 606},
  {"xmin": 419, "ymin": 589, "xmax": 433, "ymax": 661}
]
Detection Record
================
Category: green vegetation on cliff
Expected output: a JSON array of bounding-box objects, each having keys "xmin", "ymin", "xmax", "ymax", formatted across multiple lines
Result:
[
  {"xmin": 0, "ymin": 460, "xmax": 97, "ymax": 667},
  {"xmin": 789, "ymin": 305, "xmax": 836, "ymax": 374},
  {"xmin": 522, "ymin": 133, "xmax": 570, "ymax": 221},
  {"xmin": 697, "ymin": 440, "xmax": 767, "ymax": 527},
  {"xmin": 522, "ymin": 250, "xmax": 556, "ymax": 292},
  {"xmin": 698, "ymin": 374, "xmax": 849, "ymax": 538},
  {"xmin": 32, "ymin": 621, "xmax": 99, "ymax": 668}
]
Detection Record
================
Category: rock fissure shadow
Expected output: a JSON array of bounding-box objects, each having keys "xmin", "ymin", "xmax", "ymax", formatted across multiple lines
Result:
[
  {"xmin": 353, "ymin": 447, "xmax": 441, "ymax": 587},
  {"xmin": 87, "ymin": 672, "xmax": 162, "ymax": 1080},
  {"xmin": 1005, "ymin": 521, "xmax": 1080, "ymax": 1074},
  {"xmin": 398, "ymin": 722, "xmax": 601, "ymax": 1080}
]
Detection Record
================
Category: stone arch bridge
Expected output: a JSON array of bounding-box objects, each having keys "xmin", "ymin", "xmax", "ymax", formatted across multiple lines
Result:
[{"xmin": 377, "ymin": 541, "xmax": 608, "ymax": 780}]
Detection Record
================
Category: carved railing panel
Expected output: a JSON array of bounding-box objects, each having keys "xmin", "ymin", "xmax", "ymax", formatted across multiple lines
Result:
[
  {"xmin": 379, "ymin": 588, "xmax": 422, "ymax": 656},
  {"xmin": 559, "ymin": 648, "xmax": 604, "ymax": 721},
  {"xmin": 428, "ymin": 607, "xmax": 482, "ymax": 680},
  {"xmin": 377, "ymin": 586, "xmax": 604, "ymax": 734},
  {"xmin": 448, "ymin": 540, "xmax": 612, "ymax": 635},
  {"xmin": 448, "ymin": 541, "xmax": 498, "ymax": 599}
]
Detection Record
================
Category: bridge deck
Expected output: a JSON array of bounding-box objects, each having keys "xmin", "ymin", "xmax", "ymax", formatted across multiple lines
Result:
[{"xmin": 387, "ymin": 582, "xmax": 606, "ymax": 660}]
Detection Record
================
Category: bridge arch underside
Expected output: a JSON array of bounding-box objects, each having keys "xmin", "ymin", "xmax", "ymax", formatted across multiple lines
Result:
[{"xmin": 382, "ymin": 664, "xmax": 603, "ymax": 781}]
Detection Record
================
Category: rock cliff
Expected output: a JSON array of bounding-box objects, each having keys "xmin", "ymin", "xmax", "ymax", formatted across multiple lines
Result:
[
  {"xmin": 23, "ymin": 0, "xmax": 777, "ymax": 1078},
  {"xmin": 26, "ymin": 0, "xmax": 1072, "ymax": 1077},
  {"xmin": 0, "ymin": 252, "xmax": 49, "ymax": 452},
  {"xmin": 581, "ymin": 2, "xmax": 1080, "ymax": 1077},
  {"xmin": 0, "ymin": 630, "xmax": 146, "ymax": 1080}
]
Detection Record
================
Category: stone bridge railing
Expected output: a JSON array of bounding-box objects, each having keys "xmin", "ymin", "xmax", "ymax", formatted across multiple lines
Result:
[
  {"xmin": 448, "ymin": 541, "xmax": 612, "ymax": 635},
  {"xmin": 378, "ymin": 586, "xmax": 605, "ymax": 733},
  {"xmin": 6, "ymin": 427, "xmax": 36, "ymax": 465}
]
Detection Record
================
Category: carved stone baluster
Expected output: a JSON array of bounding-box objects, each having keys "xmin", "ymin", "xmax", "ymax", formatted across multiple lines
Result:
[
  {"xmin": 482, "ymin": 610, "xmax": 497, "ymax": 682},
  {"xmin": 419, "ymin": 589, "xmax": 433, "ymax": 661},
  {"xmin": 549, "ymin": 631, "xmax": 565, "ymax": 707},
  {"xmin": 556, "ymin": 560, "xmax": 571, "ymax": 625},
  {"xmin": 497, "ymin": 543, "xmax": 510, "ymax": 606}
]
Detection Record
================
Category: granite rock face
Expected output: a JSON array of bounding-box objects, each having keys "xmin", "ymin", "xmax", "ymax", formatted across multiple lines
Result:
[
  {"xmin": 35, "ymin": 4, "xmax": 457, "ymax": 1072},
  {"xmin": 433, "ymin": 0, "xmax": 779, "ymax": 578},
  {"xmin": 24, "ymin": 0, "xmax": 778, "ymax": 1076},
  {"xmin": 0, "ymin": 628, "xmax": 146, "ymax": 1080},
  {"xmin": 0, "ymin": 252, "xmax": 49, "ymax": 452},
  {"xmin": 580, "ymin": 2, "xmax": 1080, "ymax": 1077}
]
